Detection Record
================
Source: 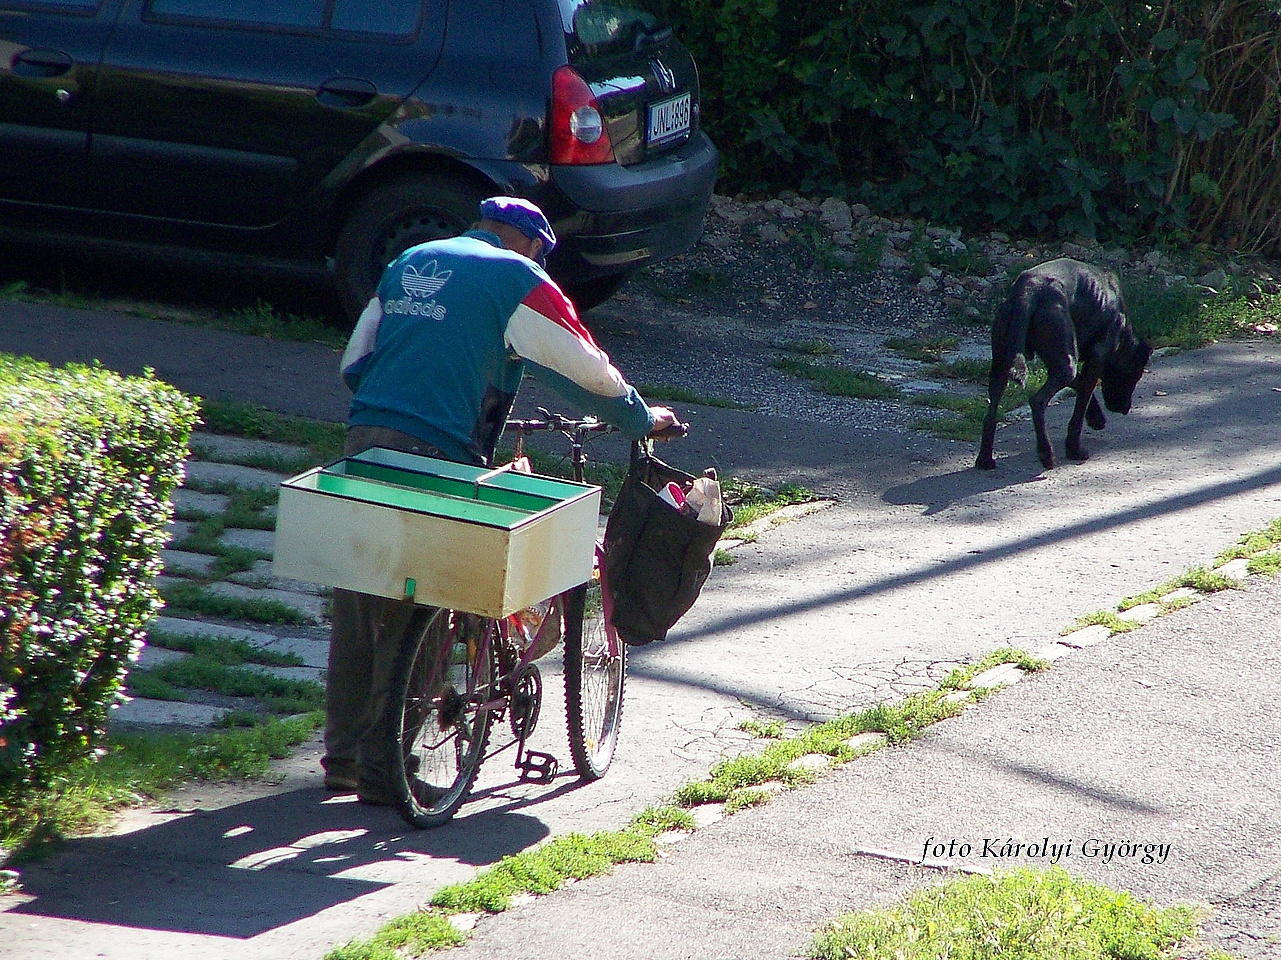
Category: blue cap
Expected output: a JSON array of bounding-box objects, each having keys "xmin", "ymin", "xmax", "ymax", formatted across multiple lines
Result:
[{"xmin": 478, "ymin": 197, "xmax": 557, "ymax": 258}]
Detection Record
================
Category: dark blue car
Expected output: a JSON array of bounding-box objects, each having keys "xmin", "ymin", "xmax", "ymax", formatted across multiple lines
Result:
[{"xmin": 0, "ymin": 0, "xmax": 718, "ymax": 316}]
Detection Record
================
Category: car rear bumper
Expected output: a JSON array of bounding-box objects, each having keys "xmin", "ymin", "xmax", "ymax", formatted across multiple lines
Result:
[{"xmin": 545, "ymin": 131, "xmax": 718, "ymax": 279}]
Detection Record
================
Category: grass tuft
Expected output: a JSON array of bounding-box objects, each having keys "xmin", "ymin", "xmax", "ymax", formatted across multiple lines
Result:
[
  {"xmin": 127, "ymin": 656, "xmax": 324, "ymax": 714},
  {"xmin": 159, "ymin": 581, "xmax": 311, "ymax": 626},
  {"xmin": 777, "ymin": 337, "xmax": 838, "ymax": 357},
  {"xmin": 740, "ymin": 718, "xmax": 786, "ymax": 739},
  {"xmin": 771, "ymin": 357, "xmax": 901, "ymax": 400},
  {"xmin": 430, "ymin": 830, "xmax": 658, "ymax": 914},
  {"xmin": 811, "ymin": 866, "xmax": 1200, "ymax": 960},
  {"xmin": 146, "ymin": 630, "xmax": 304, "ymax": 667},
  {"xmin": 326, "ymin": 911, "xmax": 466, "ymax": 960},
  {"xmin": 722, "ymin": 479, "xmax": 818, "ymax": 532},
  {"xmin": 883, "ymin": 335, "xmax": 959, "ymax": 363},
  {"xmin": 198, "ymin": 399, "xmax": 346, "ymax": 463},
  {"xmin": 1066, "ymin": 610, "xmax": 1139, "ymax": 635}
]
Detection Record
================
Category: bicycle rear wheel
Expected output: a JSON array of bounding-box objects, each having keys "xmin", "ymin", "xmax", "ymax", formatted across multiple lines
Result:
[
  {"xmin": 563, "ymin": 580, "xmax": 625, "ymax": 779},
  {"xmin": 391, "ymin": 608, "xmax": 497, "ymax": 828}
]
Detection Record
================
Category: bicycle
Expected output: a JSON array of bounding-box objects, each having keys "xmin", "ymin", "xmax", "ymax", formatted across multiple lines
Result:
[{"xmin": 384, "ymin": 411, "xmax": 676, "ymax": 828}]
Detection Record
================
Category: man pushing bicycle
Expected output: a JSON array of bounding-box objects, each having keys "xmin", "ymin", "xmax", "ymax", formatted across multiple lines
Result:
[{"xmin": 325, "ymin": 196, "xmax": 678, "ymax": 806}]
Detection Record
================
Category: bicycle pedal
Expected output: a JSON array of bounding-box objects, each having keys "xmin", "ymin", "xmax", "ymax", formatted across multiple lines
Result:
[{"xmin": 517, "ymin": 750, "xmax": 558, "ymax": 783}]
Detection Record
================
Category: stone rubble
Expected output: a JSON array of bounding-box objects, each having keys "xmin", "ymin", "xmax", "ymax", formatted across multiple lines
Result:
[{"xmin": 705, "ymin": 191, "xmax": 1281, "ymax": 321}]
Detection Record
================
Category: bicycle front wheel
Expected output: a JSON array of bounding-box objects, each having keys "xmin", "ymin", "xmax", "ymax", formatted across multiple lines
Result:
[
  {"xmin": 563, "ymin": 580, "xmax": 626, "ymax": 780},
  {"xmin": 391, "ymin": 608, "xmax": 497, "ymax": 828}
]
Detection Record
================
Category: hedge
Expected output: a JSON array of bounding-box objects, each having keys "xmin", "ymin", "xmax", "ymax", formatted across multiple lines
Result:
[
  {"xmin": 667, "ymin": 0, "xmax": 1281, "ymax": 253},
  {"xmin": 0, "ymin": 355, "xmax": 199, "ymax": 797}
]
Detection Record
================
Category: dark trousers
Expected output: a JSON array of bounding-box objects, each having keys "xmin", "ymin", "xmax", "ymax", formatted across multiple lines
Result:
[{"xmin": 323, "ymin": 426, "xmax": 444, "ymax": 786}]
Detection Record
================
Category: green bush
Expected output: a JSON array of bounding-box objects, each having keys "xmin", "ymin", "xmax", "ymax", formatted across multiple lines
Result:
[
  {"xmin": 0, "ymin": 355, "xmax": 199, "ymax": 798},
  {"xmin": 668, "ymin": 0, "xmax": 1281, "ymax": 253}
]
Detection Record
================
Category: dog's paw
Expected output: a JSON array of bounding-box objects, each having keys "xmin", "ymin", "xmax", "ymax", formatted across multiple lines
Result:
[
  {"xmin": 1086, "ymin": 407, "xmax": 1107, "ymax": 431},
  {"xmin": 1038, "ymin": 448, "xmax": 1056, "ymax": 469},
  {"xmin": 1066, "ymin": 442, "xmax": 1090, "ymax": 462},
  {"xmin": 975, "ymin": 454, "xmax": 996, "ymax": 470}
]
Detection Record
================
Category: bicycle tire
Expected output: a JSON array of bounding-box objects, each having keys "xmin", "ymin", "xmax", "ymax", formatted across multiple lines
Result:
[
  {"xmin": 563, "ymin": 580, "xmax": 626, "ymax": 780},
  {"xmin": 390, "ymin": 608, "xmax": 497, "ymax": 828}
]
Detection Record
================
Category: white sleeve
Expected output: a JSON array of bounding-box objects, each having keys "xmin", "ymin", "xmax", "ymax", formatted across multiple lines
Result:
[{"xmin": 340, "ymin": 297, "xmax": 383, "ymax": 375}]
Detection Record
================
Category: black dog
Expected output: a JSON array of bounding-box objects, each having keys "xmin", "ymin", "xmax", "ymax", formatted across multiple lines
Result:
[{"xmin": 976, "ymin": 258, "xmax": 1152, "ymax": 470}]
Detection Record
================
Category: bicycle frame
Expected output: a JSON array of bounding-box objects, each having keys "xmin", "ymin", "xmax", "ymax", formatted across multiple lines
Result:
[{"xmin": 455, "ymin": 412, "xmax": 622, "ymax": 782}]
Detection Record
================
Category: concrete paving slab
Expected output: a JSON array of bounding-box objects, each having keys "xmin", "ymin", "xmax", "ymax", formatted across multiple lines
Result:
[
  {"xmin": 253, "ymin": 636, "xmax": 330, "ymax": 670},
  {"xmin": 161, "ymin": 549, "xmax": 220, "ymax": 577},
  {"xmin": 1216, "ymin": 557, "xmax": 1253, "ymax": 580},
  {"xmin": 968, "ymin": 663, "xmax": 1025, "ymax": 688},
  {"xmin": 1059, "ymin": 624, "xmax": 1113, "ymax": 648},
  {"xmin": 173, "ymin": 489, "xmax": 231, "ymax": 515},
  {"xmin": 135, "ymin": 646, "xmax": 190, "ymax": 669},
  {"xmin": 227, "ymin": 561, "xmax": 329, "ymax": 596},
  {"xmin": 1034, "ymin": 641, "xmax": 1077, "ymax": 662},
  {"xmin": 1118, "ymin": 602, "xmax": 1161, "ymax": 623},
  {"xmin": 242, "ymin": 664, "xmax": 325, "ymax": 684},
  {"xmin": 220, "ymin": 527, "xmax": 276, "ymax": 554},
  {"xmin": 184, "ymin": 461, "xmax": 290, "ymax": 491},
  {"xmin": 111, "ymin": 698, "xmax": 228, "ymax": 727},
  {"xmin": 204, "ymin": 582, "xmax": 326, "ymax": 623},
  {"xmin": 189, "ymin": 433, "xmax": 311, "ymax": 465},
  {"xmin": 165, "ymin": 519, "xmax": 196, "ymax": 544},
  {"xmin": 844, "ymin": 733, "xmax": 887, "ymax": 752},
  {"xmin": 148, "ymin": 616, "xmax": 284, "ymax": 647}
]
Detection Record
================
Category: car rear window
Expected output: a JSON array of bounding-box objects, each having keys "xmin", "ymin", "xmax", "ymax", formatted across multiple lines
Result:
[
  {"xmin": 149, "ymin": 0, "xmax": 325, "ymax": 28},
  {"xmin": 1, "ymin": 0, "xmax": 100, "ymax": 9},
  {"xmin": 557, "ymin": 0, "xmax": 671, "ymax": 58},
  {"xmin": 330, "ymin": 0, "xmax": 419, "ymax": 35},
  {"xmin": 147, "ymin": 0, "xmax": 419, "ymax": 35}
]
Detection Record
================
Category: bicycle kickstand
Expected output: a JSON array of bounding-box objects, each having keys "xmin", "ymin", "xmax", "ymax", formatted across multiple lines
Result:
[{"xmin": 514, "ymin": 739, "xmax": 558, "ymax": 783}]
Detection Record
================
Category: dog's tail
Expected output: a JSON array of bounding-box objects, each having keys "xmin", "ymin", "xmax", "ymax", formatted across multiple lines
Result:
[{"xmin": 991, "ymin": 298, "xmax": 1030, "ymax": 387}]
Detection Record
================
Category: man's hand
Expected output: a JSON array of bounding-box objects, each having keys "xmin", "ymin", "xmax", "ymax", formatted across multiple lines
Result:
[{"xmin": 647, "ymin": 405, "xmax": 686, "ymax": 439}]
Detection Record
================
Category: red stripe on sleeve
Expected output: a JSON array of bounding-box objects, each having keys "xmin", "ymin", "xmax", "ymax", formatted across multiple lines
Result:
[{"xmin": 521, "ymin": 282, "xmax": 600, "ymax": 348}]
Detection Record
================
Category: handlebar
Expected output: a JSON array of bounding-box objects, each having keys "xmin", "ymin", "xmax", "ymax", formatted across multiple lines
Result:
[
  {"xmin": 505, "ymin": 407, "xmax": 686, "ymax": 441},
  {"xmin": 647, "ymin": 421, "xmax": 689, "ymax": 442}
]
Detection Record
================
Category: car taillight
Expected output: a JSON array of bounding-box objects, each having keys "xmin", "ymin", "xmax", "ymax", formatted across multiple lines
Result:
[{"xmin": 550, "ymin": 65, "xmax": 615, "ymax": 165}]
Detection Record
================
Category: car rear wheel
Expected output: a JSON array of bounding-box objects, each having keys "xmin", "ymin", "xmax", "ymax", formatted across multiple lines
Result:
[{"xmin": 334, "ymin": 175, "xmax": 485, "ymax": 320}]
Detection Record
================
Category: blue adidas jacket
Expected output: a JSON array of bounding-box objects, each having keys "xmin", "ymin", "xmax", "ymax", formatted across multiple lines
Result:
[{"xmin": 341, "ymin": 231, "xmax": 656, "ymax": 464}]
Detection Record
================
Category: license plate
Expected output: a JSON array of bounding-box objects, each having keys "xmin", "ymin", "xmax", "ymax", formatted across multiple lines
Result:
[{"xmin": 647, "ymin": 92, "xmax": 691, "ymax": 146}]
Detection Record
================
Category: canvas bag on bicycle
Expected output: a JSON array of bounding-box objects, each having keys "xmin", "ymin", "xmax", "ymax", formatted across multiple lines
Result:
[{"xmin": 601, "ymin": 444, "xmax": 731, "ymax": 645}]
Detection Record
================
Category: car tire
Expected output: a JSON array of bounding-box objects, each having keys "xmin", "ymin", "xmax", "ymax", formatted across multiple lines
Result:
[
  {"xmin": 334, "ymin": 175, "xmax": 486, "ymax": 320},
  {"xmin": 561, "ymin": 273, "xmax": 629, "ymax": 314}
]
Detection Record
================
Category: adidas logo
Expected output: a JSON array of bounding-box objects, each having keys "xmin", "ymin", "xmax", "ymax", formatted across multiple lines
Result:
[{"xmin": 401, "ymin": 261, "xmax": 452, "ymax": 299}]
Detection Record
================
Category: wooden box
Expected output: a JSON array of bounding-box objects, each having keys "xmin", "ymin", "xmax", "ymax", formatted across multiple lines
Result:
[{"xmin": 273, "ymin": 447, "xmax": 601, "ymax": 618}]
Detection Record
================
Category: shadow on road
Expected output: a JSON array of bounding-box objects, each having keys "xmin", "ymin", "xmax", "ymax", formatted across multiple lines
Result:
[
  {"xmin": 883, "ymin": 462, "xmax": 1048, "ymax": 515},
  {"xmin": 10, "ymin": 787, "xmax": 548, "ymax": 939}
]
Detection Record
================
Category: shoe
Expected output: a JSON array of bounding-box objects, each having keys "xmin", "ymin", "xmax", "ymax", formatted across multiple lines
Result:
[
  {"xmin": 323, "ymin": 760, "xmax": 358, "ymax": 792},
  {"xmin": 356, "ymin": 779, "xmax": 397, "ymax": 807}
]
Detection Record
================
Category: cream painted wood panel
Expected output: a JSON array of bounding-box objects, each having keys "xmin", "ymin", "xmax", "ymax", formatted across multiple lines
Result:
[{"xmin": 273, "ymin": 456, "xmax": 600, "ymax": 618}]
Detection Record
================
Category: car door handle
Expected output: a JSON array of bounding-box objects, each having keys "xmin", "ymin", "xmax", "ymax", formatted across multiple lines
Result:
[
  {"xmin": 316, "ymin": 77, "xmax": 378, "ymax": 109},
  {"xmin": 13, "ymin": 49, "xmax": 75, "ymax": 78}
]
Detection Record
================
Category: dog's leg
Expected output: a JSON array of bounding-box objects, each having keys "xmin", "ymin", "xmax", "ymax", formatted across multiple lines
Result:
[
  {"xmin": 975, "ymin": 362, "xmax": 1009, "ymax": 470},
  {"xmin": 1030, "ymin": 366, "xmax": 1072, "ymax": 469},
  {"xmin": 1085, "ymin": 393, "xmax": 1107, "ymax": 431},
  {"xmin": 1066, "ymin": 373, "xmax": 1101, "ymax": 461}
]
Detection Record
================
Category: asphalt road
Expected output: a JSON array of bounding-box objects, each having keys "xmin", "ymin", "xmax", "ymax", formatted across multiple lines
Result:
[{"xmin": 2, "ymin": 297, "xmax": 1280, "ymax": 959}]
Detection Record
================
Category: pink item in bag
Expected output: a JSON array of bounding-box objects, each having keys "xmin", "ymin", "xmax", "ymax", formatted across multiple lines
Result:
[{"xmin": 657, "ymin": 481, "xmax": 687, "ymax": 511}]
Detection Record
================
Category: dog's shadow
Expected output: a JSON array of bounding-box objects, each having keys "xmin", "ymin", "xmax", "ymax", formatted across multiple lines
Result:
[{"xmin": 884, "ymin": 457, "xmax": 1048, "ymax": 515}]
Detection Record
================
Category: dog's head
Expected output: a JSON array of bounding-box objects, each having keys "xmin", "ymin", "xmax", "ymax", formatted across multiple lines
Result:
[{"xmin": 1100, "ymin": 328, "xmax": 1153, "ymax": 414}]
